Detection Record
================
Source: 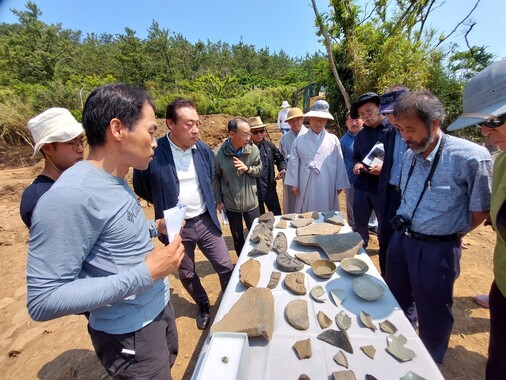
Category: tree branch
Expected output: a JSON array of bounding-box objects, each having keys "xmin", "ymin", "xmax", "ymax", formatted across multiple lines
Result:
[{"xmin": 434, "ymin": 0, "xmax": 480, "ymax": 48}]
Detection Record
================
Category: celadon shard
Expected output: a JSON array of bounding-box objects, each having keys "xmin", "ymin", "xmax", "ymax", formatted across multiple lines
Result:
[
  {"xmin": 400, "ymin": 371, "xmax": 426, "ymax": 380},
  {"xmin": 360, "ymin": 345, "xmax": 376, "ymax": 359},
  {"xmin": 293, "ymin": 338, "xmax": 312, "ymax": 359},
  {"xmin": 310, "ymin": 285, "xmax": 326, "ymax": 302},
  {"xmin": 317, "ymin": 311, "xmax": 332, "ymax": 329},
  {"xmin": 386, "ymin": 334, "xmax": 417, "ymax": 362},
  {"xmin": 333, "ymin": 350, "xmax": 348, "ymax": 368},
  {"xmin": 340, "ymin": 257, "xmax": 369, "ymax": 276},
  {"xmin": 330, "ymin": 288, "xmax": 346, "ymax": 307},
  {"xmin": 352, "ymin": 275, "xmax": 385, "ymax": 301},
  {"xmin": 379, "ymin": 319, "xmax": 398, "ymax": 334},
  {"xmin": 335, "ymin": 310, "xmax": 352, "ymax": 330},
  {"xmin": 359, "ymin": 310, "xmax": 377, "ymax": 332}
]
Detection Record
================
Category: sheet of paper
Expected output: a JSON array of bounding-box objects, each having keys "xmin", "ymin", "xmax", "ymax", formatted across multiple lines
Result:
[
  {"xmin": 362, "ymin": 142, "xmax": 385, "ymax": 167},
  {"xmin": 163, "ymin": 203, "xmax": 187, "ymax": 242}
]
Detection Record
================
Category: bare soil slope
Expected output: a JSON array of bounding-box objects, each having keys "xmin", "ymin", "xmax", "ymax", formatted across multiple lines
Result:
[{"xmin": 0, "ymin": 115, "xmax": 493, "ymax": 379}]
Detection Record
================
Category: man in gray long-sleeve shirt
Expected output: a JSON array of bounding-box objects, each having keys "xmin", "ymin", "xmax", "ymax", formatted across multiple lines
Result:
[{"xmin": 27, "ymin": 83, "xmax": 185, "ymax": 379}]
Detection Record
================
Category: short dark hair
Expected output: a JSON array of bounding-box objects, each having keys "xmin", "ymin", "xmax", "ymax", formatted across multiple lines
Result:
[
  {"xmin": 82, "ymin": 83, "xmax": 154, "ymax": 147},
  {"xmin": 227, "ymin": 117, "xmax": 248, "ymax": 133},
  {"xmin": 393, "ymin": 90, "xmax": 445, "ymax": 129},
  {"xmin": 165, "ymin": 98, "xmax": 196, "ymax": 122}
]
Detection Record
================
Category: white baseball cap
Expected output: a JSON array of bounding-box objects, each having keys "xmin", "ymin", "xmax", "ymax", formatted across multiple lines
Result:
[{"xmin": 28, "ymin": 107, "xmax": 84, "ymax": 159}]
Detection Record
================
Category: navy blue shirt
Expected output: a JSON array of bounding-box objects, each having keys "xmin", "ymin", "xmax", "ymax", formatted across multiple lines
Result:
[
  {"xmin": 353, "ymin": 118, "xmax": 392, "ymax": 192},
  {"xmin": 20, "ymin": 175, "xmax": 55, "ymax": 228}
]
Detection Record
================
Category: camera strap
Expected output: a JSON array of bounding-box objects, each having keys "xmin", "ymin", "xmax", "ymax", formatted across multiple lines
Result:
[{"xmin": 402, "ymin": 134, "xmax": 447, "ymax": 221}]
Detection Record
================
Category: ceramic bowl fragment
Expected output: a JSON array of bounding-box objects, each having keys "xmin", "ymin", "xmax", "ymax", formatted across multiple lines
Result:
[
  {"xmin": 340, "ymin": 257, "xmax": 369, "ymax": 276},
  {"xmin": 360, "ymin": 345, "xmax": 376, "ymax": 359},
  {"xmin": 311, "ymin": 259, "xmax": 337, "ymax": 279},
  {"xmin": 386, "ymin": 334, "xmax": 417, "ymax": 362},
  {"xmin": 293, "ymin": 338, "xmax": 312, "ymax": 359},
  {"xmin": 359, "ymin": 310, "xmax": 377, "ymax": 331},
  {"xmin": 379, "ymin": 319, "xmax": 398, "ymax": 334},
  {"xmin": 317, "ymin": 311, "xmax": 333, "ymax": 329},
  {"xmin": 400, "ymin": 371, "xmax": 425, "ymax": 380},
  {"xmin": 335, "ymin": 310, "xmax": 352, "ymax": 330},
  {"xmin": 332, "ymin": 370, "xmax": 357, "ymax": 380},
  {"xmin": 352, "ymin": 275, "xmax": 384, "ymax": 301},
  {"xmin": 310, "ymin": 285, "xmax": 327, "ymax": 302},
  {"xmin": 330, "ymin": 288, "xmax": 346, "ymax": 307},
  {"xmin": 333, "ymin": 350, "xmax": 348, "ymax": 368}
]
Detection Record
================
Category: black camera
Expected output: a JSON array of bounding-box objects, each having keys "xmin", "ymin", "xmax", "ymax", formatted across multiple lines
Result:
[{"xmin": 390, "ymin": 215, "xmax": 411, "ymax": 234}]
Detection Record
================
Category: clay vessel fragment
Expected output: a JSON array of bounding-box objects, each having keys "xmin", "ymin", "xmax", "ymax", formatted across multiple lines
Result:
[
  {"xmin": 400, "ymin": 371, "xmax": 425, "ymax": 380},
  {"xmin": 310, "ymin": 285, "xmax": 326, "ymax": 302},
  {"xmin": 317, "ymin": 329, "xmax": 353, "ymax": 354},
  {"xmin": 296, "ymin": 223, "xmax": 341, "ymax": 236},
  {"xmin": 330, "ymin": 288, "xmax": 346, "ymax": 307},
  {"xmin": 340, "ymin": 257, "xmax": 369, "ymax": 276},
  {"xmin": 281, "ymin": 213, "xmax": 298, "ymax": 220},
  {"xmin": 293, "ymin": 338, "xmax": 312, "ymax": 359},
  {"xmin": 335, "ymin": 310, "xmax": 352, "ymax": 330},
  {"xmin": 360, "ymin": 345, "xmax": 376, "ymax": 359},
  {"xmin": 311, "ymin": 259, "xmax": 336, "ymax": 279},
  {"xmin": 291, "ymin": 218, "xmax": 314, "ymax": 228},
  {"xmin": 379, "ymin": 319, "xmax": 398, "ymax": 334},
  {"xmin": 352, "ymin": 275, "xmax": 385, "ymax": 301},
  {"xmin": 275, "ymin": 219, "xmax": 288, "ymax": 229},
  {"xmin": 332, "ymin": 370, "xmax": 357, "ymax": 380},
  {"xmin": 333, "ymin": 350, "xmax": 348, "ymax": 368},
  {"xmin": 386, "ymin": 334, "xmax": 417, "ymax": 362},
  {"xmin": 294, "ymin": 251, "xmax": 321, "ymax": 265},
  {"xmin": 317, "ymin": 311, "xmax": 332, "ymax": 329},
  {"xmin": 359, "ymin": 310, "xmax": 377, "ymax": 331},
  {"xmin": 239, "ymin": 258, "xmax": 260, "ymax": 288}
]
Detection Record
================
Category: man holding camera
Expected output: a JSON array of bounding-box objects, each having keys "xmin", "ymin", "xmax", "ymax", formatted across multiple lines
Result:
[{"xmin": 385, "ymin": 91, "xmax": 493, "ymax": 364}]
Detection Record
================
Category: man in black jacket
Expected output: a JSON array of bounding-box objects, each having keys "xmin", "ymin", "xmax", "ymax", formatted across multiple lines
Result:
[
  {"xmin": 133, "ymin": 99, "xmax": 233, "ymax": 330},
  {"xmin": 249, "ymin": 116, "xmax": 286, "ymax": 215}
]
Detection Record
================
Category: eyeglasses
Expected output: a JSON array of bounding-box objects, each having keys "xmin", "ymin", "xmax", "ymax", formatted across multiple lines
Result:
[
  {"xmin": 67, "ymin": 138, "xmax": 87, "ymax": 152},
  {"xmin": 235, "ymin": 131, "xmax": 251, "ymax": 139},
  {"xmin": 477, "ymin": 114, "xmax": 506, "ymax": 128},
  {"xmin": 251, "ymin": 129, "xmax": 265, "ymax": 135}
]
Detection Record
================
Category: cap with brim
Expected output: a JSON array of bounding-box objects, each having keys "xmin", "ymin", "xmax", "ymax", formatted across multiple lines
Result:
[
  {"xmin": 304, "ymin": 99, "xmax": 334, "ymax": 120},
  {"xmin": 29, "ymin": 107, "xmax": 84, "ymax": 159},
  {"xmin": 286, "ymin": 107, "xmax": 304, "ymax": 121},
  {"xmin": 280, "ymin": 100, "xmax": 291, "ymax": 108},
  {"xmin": 448, "ymin": 60, "xmax": 506, "ymax": 131},
  {"xmin": 350, "ymin": 92, "xmax": 380, "ymax": 119},
  {"xmin": 378, "ymin": 89, "xmax": 409, "ymax": 114},
  {"xmin": 248, "ymin": 116, "xmax": 267, "ymax": 129}
]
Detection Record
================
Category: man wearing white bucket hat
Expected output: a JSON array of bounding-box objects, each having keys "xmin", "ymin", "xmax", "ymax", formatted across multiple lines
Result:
[
  {"xmin": 277, "ymin": 100, "xmax": 291, "ymax": 135},
  {"xmin": 284, "ymin": 99, "xmax": 349, "ymax": 213},
  {"xmin": 20, "ymin": 107, "xmax": 85, "ymax": 228},
  {"xmin": 447, "ymin": 59, "xmax": 506, "ymax": 379}
]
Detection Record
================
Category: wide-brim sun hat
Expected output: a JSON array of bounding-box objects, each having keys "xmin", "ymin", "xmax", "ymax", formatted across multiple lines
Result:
[
  {"xmin": 28, "ymin": 107, "xmax": 84, "ymax": 159},
  {"xmin": 378, "ymin": 88, "xmax": 409, "ymax": 114},
  {"xmin": 280, "ymin": 100, "xmax": 291, "ymax": 108},
  {"xmin": 304, "ymin": 99, "xmax": 334, "ymax": 120},
  {"xmin": 286, "ymin": 107, "xmax": 304, "ymax": 121},
  {"xmin": 248, "ymin": 116, "xmax": 267, "ymax": 129},
  {"xmin": 350, "ymin": 92, "xmax": 380, "ymax": 119},
  {"xmin": 448, "ymin": 60, "xmax": 506, "ymax": 131}
]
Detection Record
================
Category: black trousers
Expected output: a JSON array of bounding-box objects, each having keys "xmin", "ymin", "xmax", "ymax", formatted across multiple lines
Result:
[
  {"xmin": 258, "ymin": 190, "xmax": 282, "ymax": 216},
  {"xmin": 487, "ymin": 281, "xmax": 506, "ymax": 379},
  {"xmin": 377, "ymin": 184, "xmax": 402, "ymax": 276},
  {"xmin": 225, "ymin": 207, "xmax": 260, "ymax": 256}
]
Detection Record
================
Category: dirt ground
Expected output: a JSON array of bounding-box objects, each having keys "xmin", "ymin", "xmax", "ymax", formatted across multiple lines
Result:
[{"xmin": 0, "ymin": 115, "xmax": 495, "ymax": 380}]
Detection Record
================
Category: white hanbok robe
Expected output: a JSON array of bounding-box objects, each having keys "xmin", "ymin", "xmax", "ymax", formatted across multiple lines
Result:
[
  {"xmin": 284, "ymin": 128, "xmax": 350, "ymax": 213},
  {"xmin": 279, "ymin": 126, "xmax": 308, "ymax": 213}
]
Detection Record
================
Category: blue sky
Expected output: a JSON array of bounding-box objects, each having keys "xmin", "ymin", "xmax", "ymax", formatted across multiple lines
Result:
[{"xmin": 0, "ymin": 0, "xmax": 504, "ymax": 60}]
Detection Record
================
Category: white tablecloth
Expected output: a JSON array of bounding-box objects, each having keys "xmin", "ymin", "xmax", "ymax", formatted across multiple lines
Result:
[{"xmin": 193, "ymin": 214, "xmax": 444, "ymax": 379}]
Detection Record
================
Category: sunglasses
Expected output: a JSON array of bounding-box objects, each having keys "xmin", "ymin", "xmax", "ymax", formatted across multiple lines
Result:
[
  {"xmin": 477, "ymin": 114, "xmax": 506, "ymax": 128},
  {"xmin": 251, "ymin": 129, "xmax": 265, "ymax": 135}
]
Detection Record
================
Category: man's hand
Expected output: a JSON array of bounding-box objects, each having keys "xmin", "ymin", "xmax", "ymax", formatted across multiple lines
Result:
[
  {"xmin": 353, "ymin": 163, "xmax": 366, "ymax": 175},
  {"xmin": 274, "ymin": 170, "xmax": 286, "ymax": 180},
  {"xmin": 145, "ymin": 234, "xmax": 185, "ymax": 280},
  {"xmin": 291, "ymin": 186, "xmax": 300, "ymax": 197},
  {"xmin": 155, "ymin": 218, "xmax": 167, "ymax": 236},
  {"xmin": 368, "ymin": 163, "xmax": 382, "ymax": 176},
  {"xmin": 233, "ymin": 157, "xmax": 248, "ymax": 173},
  {"xmin": 216, "ymin": 202, "xmax": 225, "ymax": 212}
]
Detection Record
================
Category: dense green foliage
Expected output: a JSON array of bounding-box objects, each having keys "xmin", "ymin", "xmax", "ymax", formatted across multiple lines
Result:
[{"xmin": 0, "ymin": 1, "xmax": 496, "ymax": 147}]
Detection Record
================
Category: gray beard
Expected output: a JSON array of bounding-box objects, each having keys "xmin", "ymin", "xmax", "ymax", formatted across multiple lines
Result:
[{"xmin": 411, "ymin": 129, "xmax": 434, "ymax": 154}]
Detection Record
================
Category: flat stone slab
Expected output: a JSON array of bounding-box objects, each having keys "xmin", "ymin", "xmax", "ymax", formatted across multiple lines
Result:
[
  {"xmin": 290, "ymin": 219, "xmax": 314, "ymax": 228},
  {"xmin": 296, "ymin": 223, "xmax": 341, "ymax": 236},
  {"xmin": 211, "ymin": 287, "xmax": 274, "ymax": 341},
  {"xmin": 239, "ymin": 258, "xmax": 261, "ymax": 287},
  {"xmin": 285, "ymin": 299, "xmax": 309, "ymax": 330},
  {"xmin": 324, "ymin": 214, "xmax": 346, "ymax": 226},
  {"xmin": 293, "ymin": 232, "xmax": 364, "ymax": 262},
  {"xmin": 281, "ymin": 213, "xmax": 298, "ymax": 220}
]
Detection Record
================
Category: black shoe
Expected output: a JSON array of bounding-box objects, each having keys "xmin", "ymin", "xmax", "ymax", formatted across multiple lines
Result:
[
  {"xmin": 368, "ymin": 226, "xmax": 378, "ymax": 236},
  {"xmin": 196, "ymin": 303, "xmax": 210, "ymax": 330}
]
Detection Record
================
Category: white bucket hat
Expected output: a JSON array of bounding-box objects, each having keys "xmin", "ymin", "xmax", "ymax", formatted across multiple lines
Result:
[
  {"xmin": 304, "ymin": 99, "xmax": 334, "ymax": 120},
  {"xmin": 28, "ymin": 107, "xmax": 84, "ymax": 159},
  {"xmin": 280, "ymin": 100, "xmax": 291, "ymax": 108},
  {"xmin": 448, "ymin": 60, "xmax": 506, "ymax": 131}
]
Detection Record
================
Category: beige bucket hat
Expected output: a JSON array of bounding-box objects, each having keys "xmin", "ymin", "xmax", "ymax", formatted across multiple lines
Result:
[{"xmin": 248, "ymin": 116, "xmax": 267, "ymax": 129}]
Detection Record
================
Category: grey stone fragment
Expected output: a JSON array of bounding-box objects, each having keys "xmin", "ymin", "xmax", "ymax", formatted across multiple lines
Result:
[
  {"xmin": 266, "ymin": 271, "xmax": 281, "ymax": 289},
  {"xmin": 285, "ymin": 299, "xmax": 309, "ymax": 330},
  {"xmin": 239, "ymin": 258, "xmax": 260, "ymax": 288},
  {"xmin": 293, "ymin": 338, "xmax": 312, "ymax": 359},
  {"xmin": 250, "ymin": 223, "xmax": 273, "ymax": 244},
  {"xmin": 293, "ymin": 232, "xmax": 364, "ymax": 262},
  {"xmin": 281, "ymin": 213, "xmax": 298, "ymax": 220},
  {"xmin": 258, "ymin": 211, "xmax": 275, "ymax": 223},
  {"xmin": 298, "ymin": 211, "xmax": 320, "ymax": 219},
  {"xmin": 296, "ymin": 223, "xmax": 341, "ymax": 236},
  {"xmin": 275, "ymin": 219, "xmax": 288, "ymax": 229},
  {"xmin": 211, "ymin": 287, "xmax": 274, "ymax": 341},
  {"xmin": 248, "ymin": 238, "xmax": 271, "ymax": 256},
  {"xmin": 276, "ymin": 252, "xmax": 304, "ymax": 272},
  {"xmin": 317, "ymin": 329, "xmax": 353, "ymax": 354},
  {"xmin": 324, "ymin": 213, "xmax": 345, "ymax": 226},
  {"xmin": 273, "ymin": 232, "xmax": 288, "ymax": 254},
  {"xmin": 284, "ymin": 272, "xmax": 306, "ymax": 295},
  {"xmin": 290, "ymin": 219, "xmax": 314, "ymax": 228},
  {"xmin": 294, "ymin": 251, "xmax": 321, "ymax": 265}
]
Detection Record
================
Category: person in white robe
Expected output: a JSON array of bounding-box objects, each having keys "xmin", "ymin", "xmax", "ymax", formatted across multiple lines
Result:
[
  {"xmin": 279, "ymin": 107, "xmax": 308, "ymax": 213},
  {"xmin": 284, "ymin": 100, "xmax": 350, "ymax": 213}
]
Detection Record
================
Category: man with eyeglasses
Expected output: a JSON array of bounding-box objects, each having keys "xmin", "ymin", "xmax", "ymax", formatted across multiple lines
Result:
[
  {"xmin": 134, "ymin": 98, "xmax": 233, "ymax": 330},
  {"xmin": 214, "ymin": 117, "xmax": 262, "ymax": 255},
  {"xmin": 447, "ymin": 59, "xmax": 506, "ymax": 379},
  {"xmin": 20, "ymin": 108, "xmax": 85, "ymax": 228},
  {"xmin": 350, "ymin": 92, "xmax": 393, "ymax": 248},
  {"xmin": 248, "ymin": 116, "xmax": 286, "ymax": 215},
  {"xmin": 385, "ymin": 90, "xmax": 492, "ymax": 364}
]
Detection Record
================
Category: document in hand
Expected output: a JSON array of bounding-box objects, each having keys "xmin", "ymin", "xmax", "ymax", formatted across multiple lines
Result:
[
  {"xmin": 362, "ymin": 142, "xmax": 385, "ymax": 168},
  {"xmin": 163, "ymin": 204, "xmax": 187, "ymax": 242}
]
